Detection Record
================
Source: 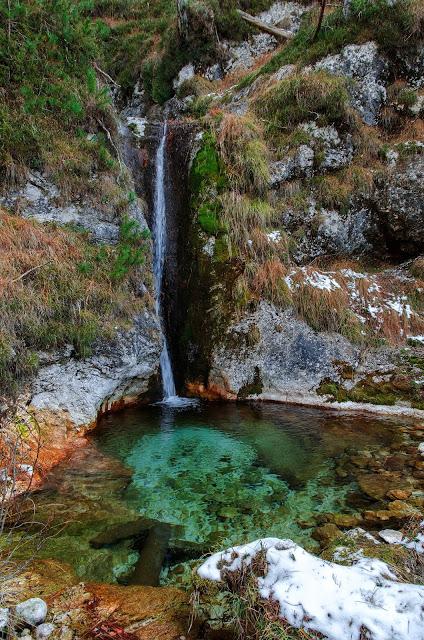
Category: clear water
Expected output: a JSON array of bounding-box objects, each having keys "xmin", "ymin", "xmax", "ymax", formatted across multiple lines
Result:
[
  {"xmin": 21, "ymin": 402, "xmax": 409, "ymax": 586},
  {"xmin": 152, "ymin": 120, "xmax": 176, "ymax": 399}
]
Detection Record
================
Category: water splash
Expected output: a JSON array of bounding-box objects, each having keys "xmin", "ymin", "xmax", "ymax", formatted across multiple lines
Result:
[{"xmin": 152, "ymin": 121, "xmax": 177, "ymax": 400}]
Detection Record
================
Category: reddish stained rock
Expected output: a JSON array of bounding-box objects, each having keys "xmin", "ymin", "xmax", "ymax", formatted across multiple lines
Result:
[
  {"xmin": 8, "ymin": 560, "xmax": 197, "ymax": 640},
  {"xmin": 386, "ymin": 489, "xmax": 412, "ymax": 500}
]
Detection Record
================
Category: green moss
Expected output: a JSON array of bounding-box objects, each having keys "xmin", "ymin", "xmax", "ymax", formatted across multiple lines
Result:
[
  {"xmin": 317, "ymin": 380, "xmax": 349, "ymax": 402},
  {"xmin": 238, "ymin": 366, "xmax": 264, "ymax": 400},
  {"xmin": 198, "ymin": 202, "xmax": 222, "ymax": 234},
  {"xmin": 317, "ymin": 373, "xmax": 424, "ymax": 408}
]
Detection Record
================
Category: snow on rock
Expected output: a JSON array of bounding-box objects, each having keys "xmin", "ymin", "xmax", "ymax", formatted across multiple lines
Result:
[
  {"xmin": 304, "ymin": 271, "xmax": 341, "ymax": 291},
  {"xmin": 379, "ymin": 529, "xmax": 405, "ymax": 545},
  {"xmin": 267, "ymin": 230, "xmax": 282, "ymax": 243},
  {"xmin": 198, "ymin": 538, "xmax": 424, "ymax": 640},
  {"xmin": 379, "ymin": 522, "xmax": 424, "ymax": 554}
]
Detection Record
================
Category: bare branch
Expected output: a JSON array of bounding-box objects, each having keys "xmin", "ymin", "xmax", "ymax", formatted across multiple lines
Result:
[{"xmin": 237, "ymin": 9, "xmax": 294, "ymax": 40}]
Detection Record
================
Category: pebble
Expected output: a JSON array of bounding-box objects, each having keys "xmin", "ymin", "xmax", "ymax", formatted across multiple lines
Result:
[
  {"xmin": 60, "ymin": 625, "xmax": 74, "ymax": 640},
  {"xmin": 16, "ymin": 599, "xmax": 48, "ymax": 627},
  {"xmin": 35, "ymin": 623, "xmax": 56, "ymax": 639},
  {"xmin": 0, "ymin": 608, "xmax": 9, "ymax": 632}
]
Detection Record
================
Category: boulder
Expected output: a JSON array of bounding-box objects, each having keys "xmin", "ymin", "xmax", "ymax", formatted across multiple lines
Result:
[
  {"xmin": 16, "ymin": 599, "xmax": 48, "ymax": 627},
  {"xmin": 357, "ymin": 473, "xmax": 411, "ymax": 501},
  {"xmin": 379, "ymin": 529, "xmax": 404, "ymax": 544},
  {"xmin": 315, "ymin": 41, "xmax": 387, "ymax": 125}
]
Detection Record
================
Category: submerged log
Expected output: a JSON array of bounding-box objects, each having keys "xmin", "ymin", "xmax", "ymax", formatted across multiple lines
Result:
[
  {"xmin": 236, "ymin": 9, "xmax": 294, "ymax": 40},
  {"xmin": 128, "ymin": 523, "xmax": 172, "ymax": 586}
]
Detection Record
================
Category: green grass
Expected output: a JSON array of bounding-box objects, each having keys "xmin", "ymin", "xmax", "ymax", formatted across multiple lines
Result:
[
  {"xmin": 0, "ymin": 0, "xmax": 122, "ymax": 194},
  {"xmin": 254, "ymin": 71, "xmax": 352, "ymax": 134}
]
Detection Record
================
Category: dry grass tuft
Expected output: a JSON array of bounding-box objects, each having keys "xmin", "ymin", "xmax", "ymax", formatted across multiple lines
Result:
[
  {"xmin": 252, "ymin": 259, "xmax": 291, "ymax": 307},
  {"xmin": 0, "ymin": 211, "xmax": 149, "ymax": 394},
  {"xmin": 213, "ymin": 113, "xmax": 270, "ymax": 194}
]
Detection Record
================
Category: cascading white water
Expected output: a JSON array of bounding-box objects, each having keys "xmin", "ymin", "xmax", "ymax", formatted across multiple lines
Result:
[{"xmin": 152, "ymin": 121, "xmax": 177, "ymax": 400}]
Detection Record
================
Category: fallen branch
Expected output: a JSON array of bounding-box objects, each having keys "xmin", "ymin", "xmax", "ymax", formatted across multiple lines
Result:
[
  {"xmin": 92, "ymin": 62, "xmax": 120, "ymax": 89},
  {"xmin": 236, "ymin": 9, "xmax": 294, "ymax": 40},
  {"xmin": 10, "ymin": 261, "xmax": 51, "ymax": 283}
]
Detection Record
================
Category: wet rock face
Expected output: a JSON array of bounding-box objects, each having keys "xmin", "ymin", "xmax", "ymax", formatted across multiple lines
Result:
[
  {"xmin": 30, "ymin": 311, "xmax": 162, "ymax": 431},
  {"xmin": 0, "ymin": 172, "xmax": 148, "ymax": 245},
  {"xmin": 206, "ymin": 302, "xmax": 358, "ymax": 402}
]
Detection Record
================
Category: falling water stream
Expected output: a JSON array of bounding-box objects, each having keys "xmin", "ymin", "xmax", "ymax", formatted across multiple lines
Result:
[{"xmin": 152, "ymin": 121, "xmax": 177, "ymax": 400}]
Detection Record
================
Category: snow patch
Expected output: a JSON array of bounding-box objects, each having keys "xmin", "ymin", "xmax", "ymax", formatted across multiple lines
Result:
[{"xmin": 198, "ymin": 538, "xmax": 424, "ymax": 640}]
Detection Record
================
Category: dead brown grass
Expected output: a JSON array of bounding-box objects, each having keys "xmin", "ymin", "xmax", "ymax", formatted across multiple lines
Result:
[
  {"xmin": 252, "ymin": 258, "xmax": 291, "ymax": 307},
  {"xmin": 213, "ymin": 113, "xmax": 270, "ymax": 193},
  {"xmin": 0, "ymin": 211, "xmax": 147, "ymax": 393}
]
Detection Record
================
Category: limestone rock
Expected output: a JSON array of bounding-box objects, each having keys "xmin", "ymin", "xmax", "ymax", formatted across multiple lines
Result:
[
  {"xmin": 206, "ymin": 302, "xmax": 358, "ymax": 403},
  {"xmin": 35, "ymin": 624, "xmax": 56, "ymax": 640},
  {"xmin": 16, "ymin": 599, "xmax": 48, "ymax": 627},
  {"xmin": 379, "ymin": 529, "xmax": 404, "ymax": 545},
  {"xmin": 0, "ymin": 608, "xmax": 9, "ymax": 632},
  {"xmin": 222, "ymin": 2, "xmax": 307, "ymax": 75},
  {"xmin": 372, "ymin": 154, "xmax": 424, "ymax": 256},
  {"xmin": 0, "ymin": 172, "xmax": 148, "ymax": 245},
  {"xmin": 315, "ymin": 41, "xmax": 387, "ymax": 125},
  {"xmin": 270, "ymin": 124, "xmax": 353, "ymax": 187},
  {"xmin": 281, "ymin": 201, "xmax": 376, "ymax": 263},
  {"xmin": 30, "ymin": 311, "xmax": 162, "ymax": 431},
  {"xmin": 173, "ymin": 63, "xmax": 195, "ymax": 90}
]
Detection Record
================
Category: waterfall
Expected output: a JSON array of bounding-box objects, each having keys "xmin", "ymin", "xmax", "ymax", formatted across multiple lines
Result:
[{"xmin": 152, "ymin": 121, "xmax": 177, "ymax": 400}]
